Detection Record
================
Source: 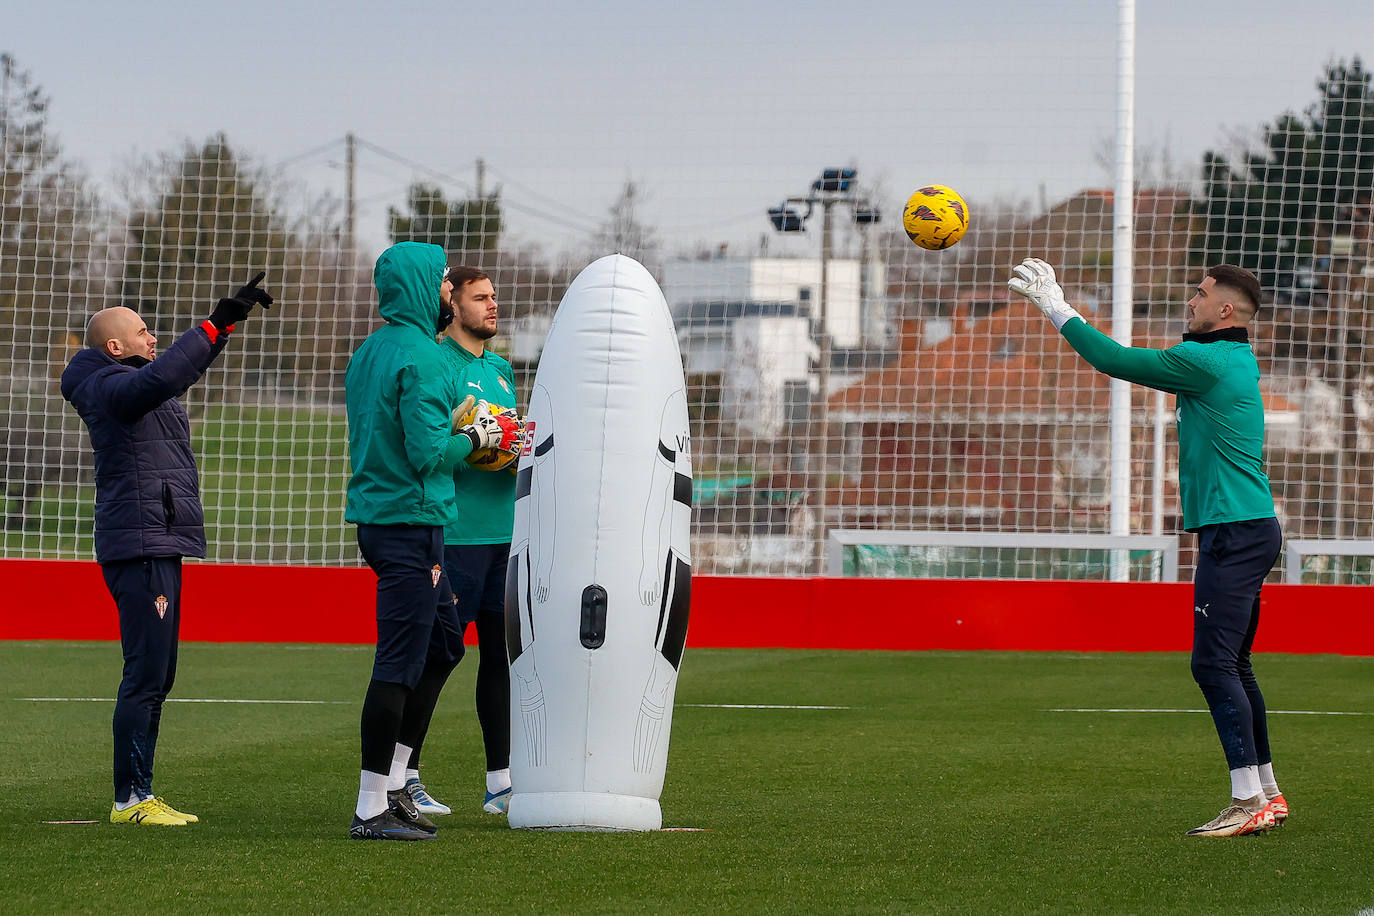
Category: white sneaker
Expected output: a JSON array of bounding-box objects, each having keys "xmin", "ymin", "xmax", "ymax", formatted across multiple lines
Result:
[
  {"xmin": 483, "ymin": 786, "xmax": 511, "ymax": 814},
  {"xmin": 1186, "ymin": 803, "xmax": 1274, "ymax": 837},
  {"xmin": 404, "ymin": 778, "xmax": 451, "ymax": 816}
]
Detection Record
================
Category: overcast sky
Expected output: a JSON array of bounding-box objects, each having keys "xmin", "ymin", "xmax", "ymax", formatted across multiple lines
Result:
[{"xmin": 8, "ymin": 0, "xmax": 1371, "ymax": 259}]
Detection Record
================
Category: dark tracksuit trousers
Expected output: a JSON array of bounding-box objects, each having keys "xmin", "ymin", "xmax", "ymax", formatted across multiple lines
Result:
[
  {"xmin": 102, "ymin": 557, "xmax": 182, "ymax": 805},
  {"xmin": 355, "ymin": 524, "xmax": 464, "ymax": 777},
  {"xmin": 1190, "ymin": 517, "xmax": 1283, "ymax": 774}
]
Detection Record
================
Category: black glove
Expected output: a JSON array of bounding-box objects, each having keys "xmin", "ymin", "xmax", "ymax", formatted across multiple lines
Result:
[{"xmin": 209, "ymin": 271, "xmax": 274, "ymax": 330}]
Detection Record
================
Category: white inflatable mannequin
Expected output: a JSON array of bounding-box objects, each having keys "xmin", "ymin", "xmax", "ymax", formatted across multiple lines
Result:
[{"xmin": 505, "ymin": 254, "xmax": 691, "ymax": 830}]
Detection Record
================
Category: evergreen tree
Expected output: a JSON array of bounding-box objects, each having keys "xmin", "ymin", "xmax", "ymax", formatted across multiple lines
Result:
[
  {"xmin": 0, "ymin": 53, "xmax": 98, "ymax": 374},
  {"xmin": 1191, "ymin": 57, "xmax": 1373, "ymax": 291},
  {"xmin": 387, "ymin": 183, "xmax": 501, "ymax": 257}
]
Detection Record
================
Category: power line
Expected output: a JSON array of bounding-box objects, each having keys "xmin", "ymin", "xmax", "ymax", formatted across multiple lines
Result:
[
  {"xmin": 352, "ymin": 137, "xmax": 477, "ymax": 196},
  {"xmin": 294, "ymin": 135, "xmax": 604, "ymax": 237},
  {"xmin": 273, "ymin": 137, "xmax": 347, "ymax": 170},
  {"xmin": 356, "ymin": 138, "xmax": 601, "ymax": 235},
  {"xmin": 482, "ymin": 163, "xmax": 608, "ymax": 232}
]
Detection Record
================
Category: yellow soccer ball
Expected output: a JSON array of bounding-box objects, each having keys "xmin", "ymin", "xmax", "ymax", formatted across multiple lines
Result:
[
  {"xmin": 902, "ymin": 185, "xmax": 969, "ymax": 250},
  {"xmin": 455, "ymin": 400, "xmax": 520, "ymax": 472}
]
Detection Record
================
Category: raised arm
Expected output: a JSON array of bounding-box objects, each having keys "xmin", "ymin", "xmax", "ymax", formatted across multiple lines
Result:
[{"xmin": 1009, "ymin": 257, "xmax": 1218, "ymax": 396}]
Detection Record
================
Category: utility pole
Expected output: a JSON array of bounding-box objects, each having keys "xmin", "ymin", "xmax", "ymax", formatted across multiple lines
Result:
[
  {"xmin": 767, "ymin": 168, "xmax": 871, "ymax": 573},
  {"xmin": 345, "ymin": 132, "xmax": 357, "ymax": 255},
  {"xmin": 476, "ymin": 157, "xmax": 486, "ymax": 198}
]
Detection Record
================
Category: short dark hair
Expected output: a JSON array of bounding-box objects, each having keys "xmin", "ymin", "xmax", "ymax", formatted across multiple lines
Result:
[
  {"xmin": 1205, "ymin": 264, "xmax": 1261, "ymax": 315},
  {"xmin": 445, "ymin": 265, "xmax": 489, "ymax": 289}
]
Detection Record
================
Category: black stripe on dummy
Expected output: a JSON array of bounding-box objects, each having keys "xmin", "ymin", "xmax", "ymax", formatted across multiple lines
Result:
[
  {"xmin": 660, "ymin": 557, "xmax": 691, "ymax": 670},
  {"xmin": 524, "ymin": 550, "xmax": 534, "ymax": 641},
  {"xmin": 515, "ymin": 467, "xmax": 532, "ymax": 499},
  {"xmin": 505, "ymin": 552, "xmax": 523, "ymax": 664},
  {"xmin": 655, "ymin": 553, "xmax": 671, "ymax": 644},
  {"xmin": 673, "ymin": 473, "xmax": 692, "ymax": 506},
  {"xmin": 535, "ymin": 435, "xmax": 554, "ymax": 457},
  {"xmin": 658, "ymin": 441, "xmax": 675, "ymax": 462},
  {"xmin": 580, "ymin": 584, "xmax": 607, "ymax": 649}
]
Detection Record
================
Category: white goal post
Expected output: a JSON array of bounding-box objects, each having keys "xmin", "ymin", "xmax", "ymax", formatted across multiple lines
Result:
[
  {"xmin": 1284, "ymin": 540, "xmax": 1374, "ymax": 584},
  {"xmin": 826, "ymin": 530, "xmax": 1180, "ymax": 582}
]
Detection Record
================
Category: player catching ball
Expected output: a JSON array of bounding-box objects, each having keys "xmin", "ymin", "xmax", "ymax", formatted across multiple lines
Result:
[{"xmin": 1009, "ymin": 258, "xmax": 1287, "ymax": 838}]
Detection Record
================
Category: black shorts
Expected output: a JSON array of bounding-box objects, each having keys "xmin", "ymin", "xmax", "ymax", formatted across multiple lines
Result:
[
  {"xmin": 444, "ymin": 543, "xmax": 511, "ymax": 627},
  {"xmin": 357, "ymin": 524, "xmax": 463, "ymax": 688}
]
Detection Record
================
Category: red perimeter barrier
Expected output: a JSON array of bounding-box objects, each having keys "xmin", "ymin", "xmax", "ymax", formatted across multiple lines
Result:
[{"xmin": 1, "ymin": 558, "xmax": 1369, "ymax": 654}]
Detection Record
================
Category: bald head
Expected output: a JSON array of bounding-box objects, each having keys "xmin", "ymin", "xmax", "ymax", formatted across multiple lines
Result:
[{"xmin": 86, "ymin": 307, "xmax": 157, "ymax": 360}]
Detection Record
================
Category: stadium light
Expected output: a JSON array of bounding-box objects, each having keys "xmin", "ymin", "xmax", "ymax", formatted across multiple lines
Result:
[
  {"xmin": 767, "ymin": 204, "xmax": 807, "ymax": 232},
  {"xmin": 814, "ymin": 167, "xmax": 856, "ymax": 193},
  {"xmin": 765, "ymin": 167, "xmax": 881, "ymax": 572}
]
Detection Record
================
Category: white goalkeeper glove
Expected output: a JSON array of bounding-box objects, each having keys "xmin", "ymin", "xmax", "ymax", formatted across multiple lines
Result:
[
  {"xmin": 1008, "ymin": 258, "xmax": 1082, "ymax": 330},
  {"xmin": 450, "ymin": 395, "xmax": 476, "ymax": 434},
  {"xmin": 457, "ymin": 400, "xmax": 521, "ymax": 452}
]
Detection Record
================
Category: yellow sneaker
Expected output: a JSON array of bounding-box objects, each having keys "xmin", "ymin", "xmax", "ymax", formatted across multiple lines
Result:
[
  {"xmin": 151, "ymin": 797, "xmax": 199, "ymax": 823},
  {"xmin": 110, "ymin": 799, "xmax": 187, "ymax": 826}
]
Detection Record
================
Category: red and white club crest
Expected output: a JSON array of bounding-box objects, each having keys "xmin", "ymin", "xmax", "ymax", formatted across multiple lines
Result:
[
  {"xmin": 521, "ymin": 420, "xmax": 536, "ymax": 456},
  {"xmin": 154, "ymin": 595, "xmax": 169, "ymax": 619},
  {"xmin": 431, "ymin": 565, "xmax": 442, "ymax": 588}
]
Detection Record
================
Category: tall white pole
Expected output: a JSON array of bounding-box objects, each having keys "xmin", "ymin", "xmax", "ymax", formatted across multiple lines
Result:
[
  {"xmin": 1152, "ymin": 388, "xmax": 1167, "ymax": 577},
  {"xmin": 815, "ymin": 199, "xmax": 833, "ymax": 573},
  {"xmin": 1110, "ymin": 0, "xmax": 1136, "ymax": 581}
]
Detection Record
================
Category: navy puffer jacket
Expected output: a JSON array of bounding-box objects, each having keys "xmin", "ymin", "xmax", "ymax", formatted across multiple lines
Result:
[{"xmin": 60, "ymin": 324, "xmax": 230, "ymax": 564}]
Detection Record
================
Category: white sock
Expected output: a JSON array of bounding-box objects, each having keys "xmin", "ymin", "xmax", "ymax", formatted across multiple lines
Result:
[
  {"xmin": 115, "ymin": 796, "xmax": 142, "ymax": 811},
  {"xmin": 405, "ymin": 767, "xmax": 420, "ymax": 784},
  {"xmin": 388, "ymin": 744, "xmax": 413, "ymax": 792},
  {"xmin": 355, "ymin": 769, "xmax": 389, "ymax": 820},
  {"xmin": 486, "ymin": 768, "xmax": 511, "ymax": 794},
  {"xmin": 1258, "ymin": 762, "xmax": 1280, "ymax": 797},
  {"xmin": 1229, "ymin": 765, "xmax": 1263, "ymax": 802}
]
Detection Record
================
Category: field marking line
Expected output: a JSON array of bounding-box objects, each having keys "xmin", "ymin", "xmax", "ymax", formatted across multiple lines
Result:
[
  {"xmin": 1048, "ymin": 707, "xmax": 1369, "ymax": 716},
  {"xmin": 19, "ymin": 697, "xmax": 350, "ymax": 705},
  {"xmin": 21, "ymin": 697, "xmax": 847, "ymax": 709},
  {"xmin": 679, "ymin": 703, "xmax": 851, "ymax": 710}
]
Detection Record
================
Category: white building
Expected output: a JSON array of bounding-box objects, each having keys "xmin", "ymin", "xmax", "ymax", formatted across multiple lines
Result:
[
  {"xmin": 660, "ymin": 255, "xmax": 891, "ymax": 439},
  {"xmin": 661, "ymin": 256, "xmax": 889, "ymax": 351}
]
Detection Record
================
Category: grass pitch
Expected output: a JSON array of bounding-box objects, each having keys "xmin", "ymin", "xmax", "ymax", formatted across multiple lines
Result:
[{"xmin": 1, "ymin": 643, "xmax": 1371, "ymax": 914}]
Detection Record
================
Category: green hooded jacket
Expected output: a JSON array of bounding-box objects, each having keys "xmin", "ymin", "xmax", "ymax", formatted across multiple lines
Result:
[{"xmin": 344, "ymin": 242, "xmax": 473, "ymax": 526}]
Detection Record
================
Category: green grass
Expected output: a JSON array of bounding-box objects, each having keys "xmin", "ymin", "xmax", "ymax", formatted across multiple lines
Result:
[
  {"xmin": 2, "ymin": 645, "xmax": 1372, "ymax": 914},
  {"xmin": 2, "ymin": 404, "xmax": 356, "ymax": 564}
]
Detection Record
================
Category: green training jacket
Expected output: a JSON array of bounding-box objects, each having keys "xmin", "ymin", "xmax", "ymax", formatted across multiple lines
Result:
[
  {"xmin": 1060, "ymin": 318, "xmax": 1275, "ymax": 531},
  {"xmin": 344, "ymin": 242, "xmax": 472, "ymax": 527},
  {"xmin": 440, "ymin": 337, "xmax": 519, "ymax": 545}
]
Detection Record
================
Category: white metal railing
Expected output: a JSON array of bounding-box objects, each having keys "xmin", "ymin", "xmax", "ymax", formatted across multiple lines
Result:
[
  {"xmin": 826, "ymin": 530, "xmax": 1179, "ymax": 581},
  {"xmin": 1284, "ymin": 539, "xmax": 1374, "ymax": 584}
]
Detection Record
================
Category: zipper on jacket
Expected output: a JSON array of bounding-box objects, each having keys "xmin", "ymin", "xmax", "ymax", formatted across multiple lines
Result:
[{"xmin": 162, "ymin": 482, "xmax": 176, "ymax": 532}]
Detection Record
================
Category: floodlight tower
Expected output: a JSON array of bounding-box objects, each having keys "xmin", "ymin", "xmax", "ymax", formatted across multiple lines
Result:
[{"xmin": 767, "ymin": 168, "xmax": 880, "ymax": 572}]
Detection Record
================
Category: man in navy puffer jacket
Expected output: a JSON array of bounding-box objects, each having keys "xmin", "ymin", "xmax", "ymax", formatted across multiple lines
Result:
[{"xmin": 60, "ymin": 273, "xmax": 273, "ymax": 827}]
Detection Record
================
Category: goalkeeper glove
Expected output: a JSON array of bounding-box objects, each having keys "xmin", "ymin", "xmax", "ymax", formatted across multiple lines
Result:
[
  {"xmin": 458, "ymin": 400, "xmax": 522, "ymax": 452},
  {"xmin": 1007, "ymin": 258, "xmax": 1081, "ymax": 330},
  {"xmin": 450, "ymin": 395, "xmax": 476, "ymax": 434},
  {"xmin": 209, "ymin": 271, "xmax": 274, "ymax": 330}
]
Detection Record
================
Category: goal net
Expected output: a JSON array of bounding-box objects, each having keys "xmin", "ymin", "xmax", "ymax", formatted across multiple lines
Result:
[{"xmin": 1, "ymin": 21, "xmax": 1370, "ymax": 580}]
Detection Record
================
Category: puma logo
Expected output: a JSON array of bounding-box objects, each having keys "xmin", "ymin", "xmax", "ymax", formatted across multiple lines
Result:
[{"xmin": 1194, "ymin": 604, "xmax": 1210, "ymax": 618}]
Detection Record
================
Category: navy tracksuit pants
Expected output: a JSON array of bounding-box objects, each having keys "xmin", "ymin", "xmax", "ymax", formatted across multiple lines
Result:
[
  {"xmin": 101, "ymin": 557, "xmax": 182, "ymax": 804},
  {"xmin": 1190, "ymin": 517, "xmax": 1283, "ymax": 773}
]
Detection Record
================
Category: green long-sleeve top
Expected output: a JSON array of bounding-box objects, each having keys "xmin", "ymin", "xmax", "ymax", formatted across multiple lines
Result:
[
  {"xmin": 440, "ymin": 337, "xmax": 519, "ymax": 545},
  {"xmin": 1060, "ymin": 317, "xmax": 1275, "ymax": 531}
]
